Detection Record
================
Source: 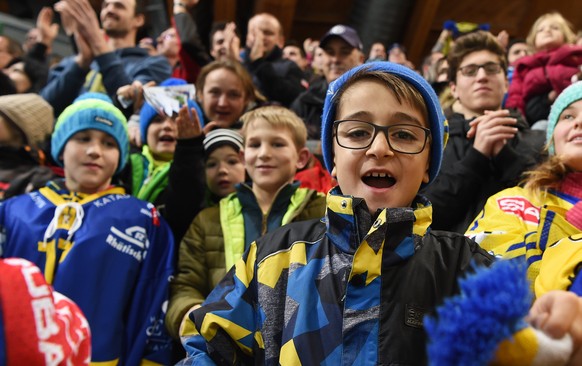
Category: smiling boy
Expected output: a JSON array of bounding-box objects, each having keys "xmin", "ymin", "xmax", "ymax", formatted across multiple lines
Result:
[
  {"xmin": 175, "ymin": 63, "xmax": 495, "ymax": 365},
  {"xmin": 0, "ymin": 95, "xmax": 175, "ymax": 365},
  {"xmin": 166, "ymin": 106, "xmax": 326, "ymax": 339}
]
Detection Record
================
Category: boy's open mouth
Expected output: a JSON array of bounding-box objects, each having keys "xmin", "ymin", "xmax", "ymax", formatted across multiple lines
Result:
[
  {"xmin": 362, "ymin": 172, "xmax": 396, "ymax": 188},
  {"xmin": 159, "ymin": 135, "xmax": 176, "ymax": 143}
]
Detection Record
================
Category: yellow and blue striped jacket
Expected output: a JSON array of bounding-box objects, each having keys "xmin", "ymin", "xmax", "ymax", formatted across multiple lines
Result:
[{"xmin": 180, "ymin": 188, "xmax": 491, "ymax": 365}]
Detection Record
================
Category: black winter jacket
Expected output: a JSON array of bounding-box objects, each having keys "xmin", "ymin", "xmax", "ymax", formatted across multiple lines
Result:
[{"xmin": 422, "ymin": 109, "xmax": 545, "ymax": 233}]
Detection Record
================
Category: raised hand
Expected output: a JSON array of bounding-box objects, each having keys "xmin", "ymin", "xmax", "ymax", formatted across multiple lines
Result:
[
  {"xmin": 224, "ymin": 22, "xmax": 241, "ymax": 62},
  {"xmin": 176, "ymin": 104, "xmax": 217, "ymax": 140},
  {"xmin": 36, "ymin": 7, "xmax": 59, "ymax": 47}
]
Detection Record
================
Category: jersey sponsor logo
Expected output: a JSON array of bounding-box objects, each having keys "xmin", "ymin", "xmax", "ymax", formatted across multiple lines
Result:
[
  {"xmin": 106, "ymin": 225, "xmax": 149, "ymax": 261},
  {"xmin": 30, "ymin": 191, "xmax": 48, "ymax": 209},
  {"xmin": 92, "ymin": 194, "xmax": 130, "ymax": 208},
  {"xmin": 496, "ymin": 196, "xmax": 540, "ymax": 225}
]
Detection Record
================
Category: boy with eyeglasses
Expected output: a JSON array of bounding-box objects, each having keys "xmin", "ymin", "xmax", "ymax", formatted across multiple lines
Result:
[
  {"xmin": 174, "ymin": 62, "xmax": 498, "ymax": 365},
  {"xmin": 421, "ymin": 30, "xmax": 545, "ymax": 233}
]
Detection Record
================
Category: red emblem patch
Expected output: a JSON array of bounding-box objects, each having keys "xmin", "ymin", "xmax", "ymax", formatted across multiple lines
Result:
[{"xmin": 496, "ymin": 197, "xmax": 540, "ymax": 225}]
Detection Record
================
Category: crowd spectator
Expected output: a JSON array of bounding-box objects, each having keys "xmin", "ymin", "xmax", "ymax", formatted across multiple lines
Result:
[
  {"xmin": 119, "ymin": 78, "xmax": 214, "ymax": 244},
  {"xmin": 291, "ymin": 24, "xmax": 364, "ymax": 139},
  {"xmin": 159, "ymin": 0, "xmax": 212, "ymax": 83},
  {"xmin": 43, "ymin": 0, "xmax": 172, "ymax": 116},
  {"xmin": 3, "ymin": 57, "xmax": 48, "ymax": 93},
  {"xmin": 208, "ymin": 21, "xmax": 241, "ymax": 62},
  {"xmin": 0, "ymin": 93, "xmax": 56, "ymax": 200},
  {"xmin": 178, "ymin": 62, "xmax": 494, "ymax": 365},
  {"xmin": 167, "ymin": 106, "xmax": 326, "ymax": 340},
  {"xmin": 138, "ymin": 36, "xmax": 158, "ymax": 55},
  {"xmin": 421, "ymin": 51, "xmax": 445, "ymax": 83},
  {"xmin": 506, "ymin": 12, "xmax": 582, "ymax": 127},
  {"xmin": 0, "ymin": 94, "xmax": 175, "ymax": 364},
  {"xmin": 422, "ymin": 31, "xmax": 545, "ymax": 233},
  {"xmin": 506, "ymin": 38, "xmax": 532, "ymax": 65},
  {"xmin": 22, "ymin": 7, "xmax": 60, "ymax": 67},
  {"xmin": 242, "ymin": 13, "xmax": 305, "ymax": 107},
  {"xmin": 367, "ymin": 41, "xmax": 387, "ymax": 61},
  {"xmin": 0, "ymin": 35, "xmax": 23, "ymax": 69},
  {"xmin": 467, "ymin": 81, "xmax": 582, "ymax": 299},
  {"xmin": 201, "ymin": 128, "xmax": 246, "ymax": 206},
  {"xmin": 387, "ymin": 43, "xmax": 415, "ymax": 69},
  {"xmin": 195, "ymin": 59, "xmax": 265, "ymax": 128},
  {"xmin": 283, "ymin": 39, "xmax": 312, "ymax": 83}
]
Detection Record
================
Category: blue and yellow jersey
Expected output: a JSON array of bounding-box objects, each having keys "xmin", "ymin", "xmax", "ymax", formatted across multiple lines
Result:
[
  {"xmin": 0, "ymin": 181, "xmax": 175, "ymax": 365},
  {"xmin": 466, "ymin": 186, "xmax": 582, "ymax": 296}
]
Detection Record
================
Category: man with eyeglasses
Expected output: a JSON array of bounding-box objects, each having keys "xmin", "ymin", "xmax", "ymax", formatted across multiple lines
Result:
[{"xmin": 421, "ymin": 31, "xmax": 545, "ymax": 233}]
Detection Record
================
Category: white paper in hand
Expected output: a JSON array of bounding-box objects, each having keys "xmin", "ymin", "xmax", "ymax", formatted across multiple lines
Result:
[{"xmin": 143, "ymin": 84, "xmax": 196, "ymax": 117}]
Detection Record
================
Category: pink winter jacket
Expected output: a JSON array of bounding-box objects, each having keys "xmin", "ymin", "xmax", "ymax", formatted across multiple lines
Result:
[{"xmin": 506, "ymin": 45, "xmax": 582, "ymax": 116}]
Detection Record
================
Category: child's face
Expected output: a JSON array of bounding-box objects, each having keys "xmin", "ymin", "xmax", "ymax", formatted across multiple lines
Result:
[
  {"xmin": 146, "ymin": 115, "xmax": 177, "ymax": 161},
  {"xmin": 534, "ymin": 17, "xmax": 565, "ymax": 51},
  {"xmin": 332, "ymin": 79, "xmax": 430, "ymax": 213},
  {"xmin": 205, "ymin": 145, "xmax": 245, "ymax": 198},
  {"xmin": 553, "ymin": 99, "xmax": 582, "ymax": 171},
  {"xmin": 244, "ymin": 118, "xmax": 309, "ymax": 194},
  {"xmin": 63, "ymin": 129, "xmax": 119, "ymax": 194}
]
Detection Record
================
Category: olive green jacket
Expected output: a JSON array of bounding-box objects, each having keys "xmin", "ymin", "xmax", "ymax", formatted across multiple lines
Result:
[{"xmin": 166, "ymin": 184, "xmax": 326, "ymax": 338}]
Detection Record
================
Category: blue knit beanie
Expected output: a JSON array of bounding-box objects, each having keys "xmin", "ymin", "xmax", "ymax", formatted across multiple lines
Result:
[
  {"xmin": 52, "ymin": 93, "xmax": 129, "ymax": 174},
  {"xmin": 321, "ymin": 61, "xmax": 448, "ymax": 187},
  {"xmin": 547, "ymin": 81, "xmax": 582, "ymax": 155},
  {"xmin": 139, "ymin": 78, "xmax": 204, "ymax": 143}
]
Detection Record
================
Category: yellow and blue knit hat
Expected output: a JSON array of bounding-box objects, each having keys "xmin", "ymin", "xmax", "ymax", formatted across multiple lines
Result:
[
  {"xmin": 547, "ymin": 81, "xmax": 582, "ymax": 155},
  {"xmin": 51, "ymin": 93, "xmax": 129, "ymax": 174},
  {"xmin": 320, "ymin": 61, "xmax": 448, "ymax": 187}
]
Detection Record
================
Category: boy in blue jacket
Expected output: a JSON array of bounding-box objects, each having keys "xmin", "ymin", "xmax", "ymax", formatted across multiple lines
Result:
[
  {"xmin": 178, "ymin": 63, "xmax": 582, "ymax": 365},
  {"xmin": 178, "ymin": 62, "xmax": 492, "ymax": 364},
  {"xmin": 0, "ymin": 94, "xmax": 175, "ymax": 365}
]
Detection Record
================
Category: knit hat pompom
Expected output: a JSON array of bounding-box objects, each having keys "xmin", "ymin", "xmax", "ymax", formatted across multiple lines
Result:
[
  {"xmin": 320, "ymin": 61, "xmax": 448, "ymax": 188},
  {"xmin": 203, "ymin": 128, "xmax": 244, "ymax": 160},
  {"xmin": 139, "ymin": 78, "xmax": 204, "ymax": 144},
  {"xmin": 0, "ymin": 93, "xmax": 54, "ymax": 147},
  {"xmin": 547, "ymin": 81, "xmax": 582, "ymax": 155},
  {"xmin": 52, "ymin": 93, "xmax": 129, "ymax": 174}
]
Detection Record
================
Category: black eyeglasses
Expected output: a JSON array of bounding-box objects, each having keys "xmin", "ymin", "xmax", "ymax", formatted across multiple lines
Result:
[
  {"xmin": 333, "ymin": 120, "xmax": 431, "ymax": 154},
  {"xmin": 458, "ymin": 62, "xmax": 503, "ymax": 77}
]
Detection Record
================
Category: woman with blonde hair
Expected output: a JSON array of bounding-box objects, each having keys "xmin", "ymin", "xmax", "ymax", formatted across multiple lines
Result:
[{"xmin": 467, "ymin": 81, "xmax": 582, "ymax": 299}]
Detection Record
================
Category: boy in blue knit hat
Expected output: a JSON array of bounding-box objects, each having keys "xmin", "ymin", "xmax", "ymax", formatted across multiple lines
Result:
[
  {"xmin": 120, "ymin": 77, "xmax": 210, "ymax": 242},
  {"xmin": 0, "ymin": 94, "xmax": 175, "ymax": 365},
  {"xmin": 176, "ymin": 62, "xmax": 496, "ymax": 365}
]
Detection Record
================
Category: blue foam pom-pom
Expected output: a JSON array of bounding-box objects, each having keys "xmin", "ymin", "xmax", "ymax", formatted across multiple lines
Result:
[{"xmin": 425, "ymin": 259, "xmax": 532, "ymax": 366}]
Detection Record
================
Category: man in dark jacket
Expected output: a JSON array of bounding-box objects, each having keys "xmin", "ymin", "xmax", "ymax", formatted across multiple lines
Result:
[
  {"xmin": 242, "ymin": 13, "xmax": 305, "ymax": 107},
  {"xmin": 291, "ymin": 24, "xmax": 364, "ymax": 139},
  {"xmin": 42, "ymin": 0, "xmax": 171, "ymax": 116},
  {"xmin": 421, "ymin": 31, "xmax": 546, "ymax": 233}
]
